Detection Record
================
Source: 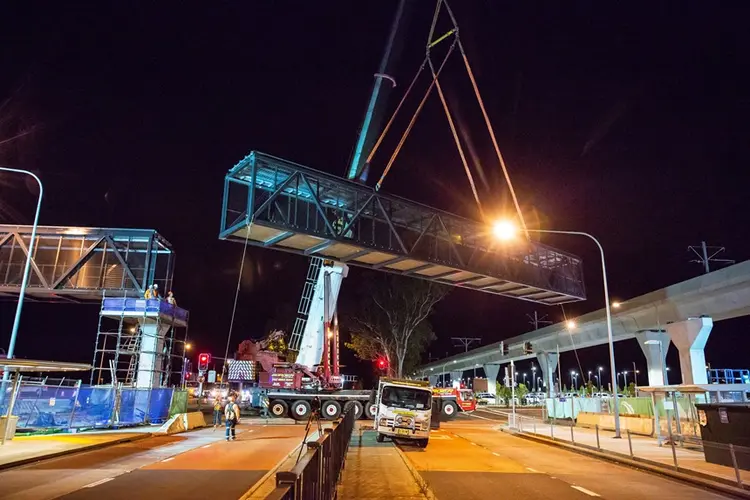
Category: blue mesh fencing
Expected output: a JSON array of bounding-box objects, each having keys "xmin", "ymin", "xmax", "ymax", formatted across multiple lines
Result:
[{"xmin": 1, "ymin": 383, "xmax": 176, "ymax": 430}]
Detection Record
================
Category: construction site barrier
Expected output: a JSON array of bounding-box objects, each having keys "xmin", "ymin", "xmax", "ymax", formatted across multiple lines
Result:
[{"xmin": 265, "ymin": 409, "xmax": 356, "ymax": 500}]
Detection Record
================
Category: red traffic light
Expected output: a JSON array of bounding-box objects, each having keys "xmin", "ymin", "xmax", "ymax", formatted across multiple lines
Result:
[
  {"xmin": 198, "ymin": 353, "xmax": 211, "ymax": 371},
  {"xmin": 199, "ymin": 354, "xmax": 208, "ymax": 362}
]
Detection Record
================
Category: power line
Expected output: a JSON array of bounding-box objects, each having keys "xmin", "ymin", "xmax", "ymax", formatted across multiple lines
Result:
[{"xmin": 688, "ymin": 241, "xmax": 734, "ymax": 274}]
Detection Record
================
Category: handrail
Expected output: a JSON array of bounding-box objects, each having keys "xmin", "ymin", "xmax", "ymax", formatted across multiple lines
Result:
[{"xmin": 265, "ymin": 409, "xmax": 357, "ymax": 499}]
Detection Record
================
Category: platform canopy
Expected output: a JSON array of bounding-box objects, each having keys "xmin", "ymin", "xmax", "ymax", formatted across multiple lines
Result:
[
  {"xmin": 0, "ymin": 225, "xmax": 175, "ymax": 302},
  {"xmin": 0, "ymin": 358, "xmax": 92, "ymax": 373},
  {"xmin": 219, "ymin": 151, "xmax": 586, "ymax": 305}
]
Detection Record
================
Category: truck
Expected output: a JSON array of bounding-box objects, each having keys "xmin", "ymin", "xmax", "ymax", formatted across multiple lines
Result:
[
  {"xmin": 374, "ymin": 378, "xmax": 432, "ymax": 448},
  {"xmin": 432, "ymin": 387, "xmax": 476, "ymax": 416}
]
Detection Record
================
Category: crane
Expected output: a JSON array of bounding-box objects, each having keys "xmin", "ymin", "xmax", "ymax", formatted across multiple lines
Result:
[{"xmin": 287, "ymin": 0, "xmax": 410, "ymax": 386}]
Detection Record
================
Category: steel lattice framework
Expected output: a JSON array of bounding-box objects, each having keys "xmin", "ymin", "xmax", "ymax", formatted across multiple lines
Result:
[
  {"xmin": 220, "ymin": 152, "xmax": 586, "ymax": 305},
  {"xmin": 0, "ymin": 225, "xmax": 175, "ymax": 302}
]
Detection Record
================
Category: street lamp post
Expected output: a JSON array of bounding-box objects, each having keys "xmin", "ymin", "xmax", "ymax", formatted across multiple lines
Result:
[
  {"xmin": 492, "ymin": 222, "xmax": 622, "ymax": 437},
  {"xmin": 0, "ymin": 167, "xmax": 43, "ymax": 390},
  {"xmin": 598, "ymin": 366, "xmax": 603, "ymax": 391},
  {"xmin": 531, "ymin": 365, "xmax": 537, "ymax": 392}
]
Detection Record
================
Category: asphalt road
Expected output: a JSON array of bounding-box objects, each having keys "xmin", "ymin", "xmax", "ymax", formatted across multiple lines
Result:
[
  {"xmin": 0, "ymin": 423, "xmax": 307, "ymax": 500},
  {"xmin": 398, "ymin": 418, "xmax": 734, "ymax": 499}
]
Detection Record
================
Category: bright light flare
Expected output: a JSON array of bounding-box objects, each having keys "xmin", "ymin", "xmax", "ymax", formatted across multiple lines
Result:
[
  {"xmin": 566, "ymin": 319, "xmax": 577, "ymax": 330},
  {"xmin": 612, "ymin": 301, "xmax": 621, "ymax": 308},
  {"xmin": 492, "ymin": 220, "xmax": 517, "ymax": 241}
]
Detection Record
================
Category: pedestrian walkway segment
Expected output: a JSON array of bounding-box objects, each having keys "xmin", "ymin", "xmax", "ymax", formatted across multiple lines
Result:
[
  {"xmin": 0, "ymin": 225, "xmax": 175, "ymax": 302},
  {"xmin": 220, "ymin": 151, "xmax": 586, "ymax": 305}
]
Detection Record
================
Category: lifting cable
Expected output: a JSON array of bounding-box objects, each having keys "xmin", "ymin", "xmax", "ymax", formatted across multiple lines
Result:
[
  {"xmin": 372, "ymin": 0, "xmax": 528, "ymax": 235},
  {"xmin": 441, "ymin": 0, "xmax": 528, "ymax": 235},
  {"xmin": 374, "ymin": 40, "xmax": 457, "ymax": 193},
  {"xmin": 220, "ymin": 222, "xmax": 251, "ymax": 386}
]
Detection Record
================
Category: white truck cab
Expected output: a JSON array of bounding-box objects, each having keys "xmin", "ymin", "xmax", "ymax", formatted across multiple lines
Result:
[{"xmin": 374, "ymin": 378, "xmax": 432, "ymax": 448}]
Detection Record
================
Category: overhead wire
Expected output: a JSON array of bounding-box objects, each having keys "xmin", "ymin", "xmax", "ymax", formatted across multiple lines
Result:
[{"xmin": 560, "ymin": 304, "xmax": 587, "ymax": 390}]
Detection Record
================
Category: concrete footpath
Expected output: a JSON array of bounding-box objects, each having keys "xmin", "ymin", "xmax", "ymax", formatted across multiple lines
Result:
[
  {"xmin": 337, "ymin": 429, "xmax": 428, "ymax": 499},
  {"xmin": 508, "ymin": 419, "xmax": 750, "ymax": 493},
  {"xmin": 0, "ymin": 427, "xmax": 157, "ymax": 470}
]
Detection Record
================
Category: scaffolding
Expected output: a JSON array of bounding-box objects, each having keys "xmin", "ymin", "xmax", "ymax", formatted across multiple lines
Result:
[{"xmin": 91, "ymin": 292, "xmax": 189, "ymax": 389}]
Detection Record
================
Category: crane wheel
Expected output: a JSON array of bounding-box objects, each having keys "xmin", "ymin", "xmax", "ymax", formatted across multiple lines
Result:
[
  {"xmin": 364, "ymin": 402, "xmax": 378, "ymax": 419},
  {"xmin": 290, "ymin": 400, "xmax": 312, "ymax": 420},
  {"xmin": 441, "ymin": 400, "xmax": 458, "ymax": 420},
  {"xmin": 321, "ymin": 400, "xmax": 342, "ymax": 420},
  {"xmin": 269, "ymin": 400, "xmax": 288, "ymax": 418},
  {"xmin": 343, "ymin": 400, "xmax": 364, "ymax": 419}
]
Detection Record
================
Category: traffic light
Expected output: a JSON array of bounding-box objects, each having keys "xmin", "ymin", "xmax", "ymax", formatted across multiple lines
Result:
[
  {"xmin": 523, "ymin": 342, "xmax": 533, "ymax": 354},
  {"xmin": 198, "ymin": 353, "xmax": 211, "ymax": 372},
  {"xmin": 500, "ymin": 341, "xmax": 509, "ymax": 356},
  {"xmin": 376, "ymin": 357, "xmax": 388, "ymax": 371}
]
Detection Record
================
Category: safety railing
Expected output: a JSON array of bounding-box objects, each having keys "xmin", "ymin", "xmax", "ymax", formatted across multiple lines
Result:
[
  {"xmin": 265, "ymin": 409, "xmax": 356, "ymax": 500},
  {"xmin": 504, "ymin": 412, "xmax": 750, "ymax": 490}
]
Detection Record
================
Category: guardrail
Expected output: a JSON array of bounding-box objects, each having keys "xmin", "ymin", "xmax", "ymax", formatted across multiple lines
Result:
[
  {"xmin": 265, "ymin": 409, "xmax": 356, "ymax": 500},
  {"xmin": 503, "ymin": 412, "xmax": 750, "ymax": 490}
]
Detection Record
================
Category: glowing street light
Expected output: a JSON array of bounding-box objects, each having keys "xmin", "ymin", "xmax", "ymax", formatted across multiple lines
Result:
[
  {"xmin": 185, "ymin": 343, "xmax": 193, "ymax": 351},
  {"xmin": 612, "ymin": 301, "xmax": 621, "ymax": 309},
  {"xmin": 492, "ymin": 219, "xmax": 622, "ymax": 437},
  {"xmin": 566, "ymin": 319, "xmax": 577, "ymax": 330}
]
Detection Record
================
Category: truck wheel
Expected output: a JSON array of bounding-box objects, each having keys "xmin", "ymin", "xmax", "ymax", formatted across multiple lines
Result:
[
  {"xmin": 290, "ymin": 400, "xmax": 312, "ymax": 420},
  {"xmin": 321, "ymin": 400, "xmax": 342, "ymax": 420},
  {"xmin": 269, "ymin": 400, "xmax": 288, "ymax": 418},
  {"xmin": 416, "ymin": 439, "xmax": 428, "ymax": 448},
  {"xmin": 343, "ymin": 400, "xmax": 363, "ymax": 419},
  {"xmin": 364, "ymin": 402, "xmax": 378, "ymax": 419},
  {"xmin": 441, "ymin": 400, "xmax": 458, "ymax": 420},
  {"xmin": 376, "ymin": 433, "xmax": 385, "ymax": 443}
]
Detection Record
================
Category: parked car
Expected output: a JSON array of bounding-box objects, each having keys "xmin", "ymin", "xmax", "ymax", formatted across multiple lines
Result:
[{"xmin": 475, "ymin": 392, "xmax": 496, "ymax": 405}]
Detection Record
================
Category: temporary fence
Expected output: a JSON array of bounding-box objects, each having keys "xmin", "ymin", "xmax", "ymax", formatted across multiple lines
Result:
[
  {"xmin": 265, "ymin": 409, "xmax": 357, "ymax": 500},
  {"xmin": 1, "ymin": 380, "xmax": 187, "ymax": 431},
  {"xmin": 506, "ymin": 412, "xmax": 750, "ymax": 490}
]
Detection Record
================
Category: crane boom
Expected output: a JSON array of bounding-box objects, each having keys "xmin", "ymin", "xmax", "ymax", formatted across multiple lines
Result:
[{"xmin": 291, "ymin": 2, "xmax": 409, "ymax": 375}]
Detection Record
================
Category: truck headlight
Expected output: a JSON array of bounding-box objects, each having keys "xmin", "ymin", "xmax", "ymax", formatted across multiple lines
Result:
[{"xmin": 379, "ymin": 418, "xmax": 387, "ymax": 426}]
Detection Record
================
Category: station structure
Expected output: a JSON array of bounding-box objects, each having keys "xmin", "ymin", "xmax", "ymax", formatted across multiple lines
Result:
[{"xmin": 0, "ymin": 224, "xmax": 189, "ymax": 392}]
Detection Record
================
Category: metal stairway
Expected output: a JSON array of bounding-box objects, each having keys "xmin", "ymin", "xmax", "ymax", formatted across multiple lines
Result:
[{"xmin": 289, "ymin": 257, "xmax": 323, "ymax": 357}]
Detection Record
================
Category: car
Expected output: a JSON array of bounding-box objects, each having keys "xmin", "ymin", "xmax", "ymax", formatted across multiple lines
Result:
[{"xmin": 475, "ymin": 392, "xmax": 496, "ymax": 405}]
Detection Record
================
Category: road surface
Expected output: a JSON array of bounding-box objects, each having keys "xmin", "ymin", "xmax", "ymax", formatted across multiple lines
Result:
[
  {"xmin": 397, "ymin": 417, "xmax": 733, "ymax": 499},
  {"xmin": 0, "ymin": 422, "xmax": 308, "ymax": 500}
]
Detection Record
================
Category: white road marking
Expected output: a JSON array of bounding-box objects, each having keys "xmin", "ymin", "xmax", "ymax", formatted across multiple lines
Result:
[
  {"xmin": 84, "ymin": 477, "xmax": 114, "ymax": 488},
  {"xmin": 466, "ymin": 412, "xmax": 495, "ymax": 421},
  {"xmin": 492, "ymin": 452, "xmax": 500, "ymax": 457},
  {"xmin": 571, "ymin": 485, "xmax": 600, "ymax": 497},
  {"xmin": 470, "ymin": 442, "xmax": 477, "ymax": 446},
  {"xmin": 526, "ymin": 467, "xmax": 540, "ymax": 473},
  {"xmin": 161, "ymin": 457, "xmax": 174, "ymax": 462},
  {"xmin": 201, "ymin": 445, "xmax": 211, "ymax": 448}
]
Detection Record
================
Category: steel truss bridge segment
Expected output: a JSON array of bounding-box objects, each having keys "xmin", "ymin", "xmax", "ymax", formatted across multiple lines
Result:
[
  {"xmin": 0, "ymin": 225, "xmax": 175, "ymax": 302},
  {"xmin": 415, "ymin": 259, "xmax": 750, "ymax": 376},
  {"xmin": 220, "ymin": 151, "xmax": 586, "ymax": 305}
]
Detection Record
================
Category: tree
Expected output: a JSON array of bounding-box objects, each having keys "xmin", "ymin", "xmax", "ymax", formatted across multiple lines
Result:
[
  {"xmin": 346, "ymin": 274, "xmax": 449, "ymax": 377},
  {"xmin": 496, "ymin": 385, "xmax": 511, "ymax": 406},
  {"xmin": 515, "ymin": 382, "xmax": 529, "ymax": 402}
]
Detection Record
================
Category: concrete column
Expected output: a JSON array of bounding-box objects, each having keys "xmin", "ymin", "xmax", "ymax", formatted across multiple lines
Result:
[
  {"xmin": 450, "ymin": 371, "xmax": 463, "ymax": 388},
  {"xmin": 483, "ymin": 364, "xmax": 500, "ymax": 396},
  {"xmin": 666, "ymin": 317, "xmax": 713, "ymax": 385},
  {"xmin": 536, "ymin": 351, "xmax": 559, "ymax": 396},
  {"xmin": 635, "ymin": 330, "xmax": 670, "ymax": 386},
  {"xmin": 428, "ymin": 375, "xmax": 439, "ymax": 386},
  {"xmin": 136, "ymin": 323, "xmax": 171, "ymax": 388}
]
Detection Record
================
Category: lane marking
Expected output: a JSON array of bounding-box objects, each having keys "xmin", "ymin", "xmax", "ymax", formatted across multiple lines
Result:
[
  {"xmin": 161, "ymin": 457, "xmax": 175, "ymax": 462},
  {"xmin": 470, "ymin": 442, "xmax": 477, "ymax": 446},
  {"xmin": 526, "ymin": 467, "xmax": 540, "ymax": 473},
  {"xmin": 467, "ymin": 412, "xmax": 495, "ymax": 421},
  {"xmin": 84, "ymin": 477, "xmax": 114, "ymax": 488},
  {"xmin": 571, "ymin": 485, "xmax": 600, "ymax": 497},
  {"xmin": 202, "ymin": 445, "xmax": 211, "ymax": 449},
  {"xmin": 492, "ymin": 452, "xmax": 500, "ymax": 457}
]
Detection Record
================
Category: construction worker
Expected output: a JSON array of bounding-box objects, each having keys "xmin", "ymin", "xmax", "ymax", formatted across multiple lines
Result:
[
  {"xmin": 167, "ymin": 290, "xmax": 177, "ymax": 306},
  {"xmin": 212, "ymin": 396, "xmax": 223, "ymax": 429},
  {"xmin": 260, "ymin": 391, "xmax": 270, "ymax": 419},
  {"xmin": 225, "ymin": 394, "xmax": 240, "ymax": 441},
  {"xmin": 151, "ymin": 284, "xmax": 160, "ymax": 299},
  {"xmin": 144, "ymin": 285, "xmax": 154, "ymax": 299}
]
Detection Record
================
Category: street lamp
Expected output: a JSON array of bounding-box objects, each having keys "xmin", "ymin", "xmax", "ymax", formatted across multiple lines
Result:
[
  {"xmin": 531, "ymin": 365, "xmax": 537, "ymax": 392},
  {"xmin": 566, "ymin": 319, "xmax": 577, "ymax": 330},
  {"xmin": 493, "ymin": 220, "xmax": 622, "ymax": 437},
  {"xmin": 598, "ymin": 366, "xmax": 604, "ymax": 391},
  {"xmin": 0, "ymin": 167, "xmax": 43, "ymax": 390}
]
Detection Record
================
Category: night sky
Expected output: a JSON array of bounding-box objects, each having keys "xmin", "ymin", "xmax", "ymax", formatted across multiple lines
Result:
[{"xmin": 1, "ymin": 2, "xmax": 749, "ymax": 386}]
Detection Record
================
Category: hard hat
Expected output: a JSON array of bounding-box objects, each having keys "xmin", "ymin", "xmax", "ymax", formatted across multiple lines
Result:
[{"xmin": 153, "ymin": 284, "xmax": 158, "ymax": 289}]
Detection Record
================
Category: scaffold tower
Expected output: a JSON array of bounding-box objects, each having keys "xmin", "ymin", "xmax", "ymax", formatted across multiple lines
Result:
[{"xmin": 91, "ymin": 293, "xmax": 189, "ymax": 388}]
